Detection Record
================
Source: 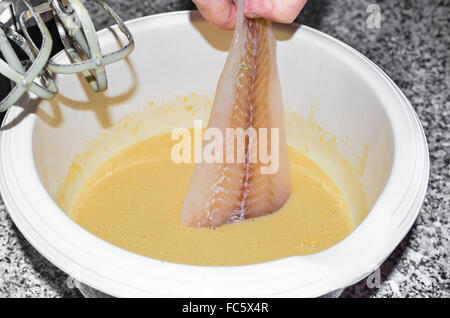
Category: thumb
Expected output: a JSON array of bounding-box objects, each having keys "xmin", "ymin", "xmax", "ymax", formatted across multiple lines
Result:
[
  {"xmin": 244, "ymin": 0, "xmax": 308, "ymax": 23},
  {"xmin": 193, "ymin": 0, "xmax": 237, "ymax": 30}
]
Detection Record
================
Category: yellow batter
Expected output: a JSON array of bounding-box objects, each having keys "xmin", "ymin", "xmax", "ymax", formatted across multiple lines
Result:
[{"xmin": 68, "ymin": 131, "xmax": 353, "ymax": 266}]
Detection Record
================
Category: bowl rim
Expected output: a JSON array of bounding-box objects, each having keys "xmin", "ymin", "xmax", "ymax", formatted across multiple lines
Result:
[{"xmin": 0, "ymin": 11, "xmax": 429, "ymax": 297}]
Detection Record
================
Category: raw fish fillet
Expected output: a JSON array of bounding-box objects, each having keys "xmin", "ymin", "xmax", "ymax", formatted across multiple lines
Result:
[{"xmin": 181, "ymin": 0, "xmax": 290, "ymax": 227}]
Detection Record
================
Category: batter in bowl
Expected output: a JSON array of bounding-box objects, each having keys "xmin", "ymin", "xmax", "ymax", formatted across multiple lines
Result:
[{"xmin": 66, "ymin": 130, "xmax": 353, "ymax": 266}]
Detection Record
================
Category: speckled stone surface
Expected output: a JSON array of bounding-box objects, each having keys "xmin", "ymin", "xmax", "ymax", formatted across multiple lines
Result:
[{"xmin": 0, "ymin": 0, "xmax": 449, "ymax": 298}]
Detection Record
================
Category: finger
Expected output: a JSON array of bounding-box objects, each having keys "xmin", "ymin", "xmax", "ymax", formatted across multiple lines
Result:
[
  {"xmin": 193, "ymin": 0, "xmax": 237, "ymax": 30},
  {"xmin": 244, "ymin": 0, "xmax": 308, "ymax": 23}
]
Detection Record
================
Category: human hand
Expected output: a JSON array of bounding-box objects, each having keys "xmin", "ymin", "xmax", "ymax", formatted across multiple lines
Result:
[{"xmin": 193, "ymin": 0, "xmax": 308, "ymax": 30}]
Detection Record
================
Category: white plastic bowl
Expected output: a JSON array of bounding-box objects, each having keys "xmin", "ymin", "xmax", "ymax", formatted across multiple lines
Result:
[{"xmin": 0, "ymin": 12, "xmax": 428, "ymax": 297}]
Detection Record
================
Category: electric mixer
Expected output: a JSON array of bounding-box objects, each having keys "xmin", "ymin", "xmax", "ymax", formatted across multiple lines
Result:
[{"xmin": 0, "ymin": 0, "xmax": 134, "ymax": 112}]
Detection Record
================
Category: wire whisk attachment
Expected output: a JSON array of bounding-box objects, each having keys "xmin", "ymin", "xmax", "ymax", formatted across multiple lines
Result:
[
  {"xmin": 0, "ymin": 0, "xmax": 134, "ymax": 112},
  {"xmin": 0, "ymin": 0, "xmax": 57, "ymax": 111}
]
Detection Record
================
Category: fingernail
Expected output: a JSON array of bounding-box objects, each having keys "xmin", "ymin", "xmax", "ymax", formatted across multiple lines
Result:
[{"xmin": 245, "ymin": 13, "xmax": 261, "ymax": 18}]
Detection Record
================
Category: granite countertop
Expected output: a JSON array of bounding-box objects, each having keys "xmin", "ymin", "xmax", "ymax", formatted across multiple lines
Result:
[{"xmin": 0, "ymin": 0, "xmax": 448, "ymax": 297}]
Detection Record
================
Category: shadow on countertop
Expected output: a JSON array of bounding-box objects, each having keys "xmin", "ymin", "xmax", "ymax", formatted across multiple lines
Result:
[{"xmin": 341, "ymin": 231, "xmax": 413, "ymax": 298}]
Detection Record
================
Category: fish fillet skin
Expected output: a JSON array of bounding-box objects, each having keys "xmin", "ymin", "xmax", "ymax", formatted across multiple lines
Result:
[{"xmin": 181, "ymin": 0, "xmax": 291, "ymax": 228}]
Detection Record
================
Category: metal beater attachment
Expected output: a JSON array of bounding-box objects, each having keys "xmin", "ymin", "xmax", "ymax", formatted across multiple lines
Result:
[
  {"xmin": 0, "ymin": 0, "xmax": 134, "ymax": 111},
  {"xmin": 0, "ymin": 0, "xmax": 57, "ymax": 111}
]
